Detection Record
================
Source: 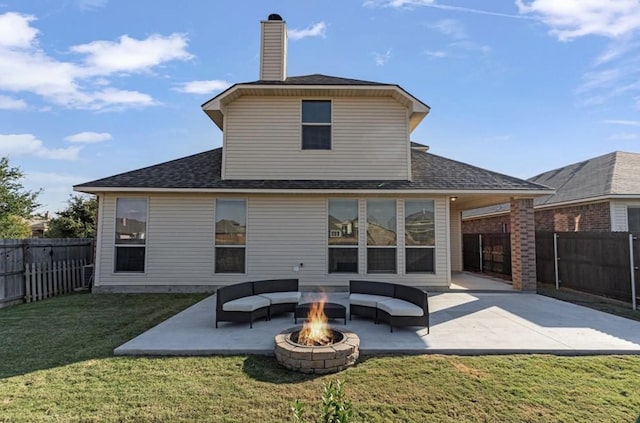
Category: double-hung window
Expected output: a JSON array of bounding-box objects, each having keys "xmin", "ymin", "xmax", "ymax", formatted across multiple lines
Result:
[
  {"xmin": 302, "ymin": 100, "xmax": 331, "ymax": 150},
  {"xmin": 405, "ymin": 200, "xmax": 435, "ymax": 273},
  {"xmin": 366, "ymin": 199, "xmax": 397, "ymax": 273},
  {"xmin": 114, "ymin": 198, "xmax": 147, "ymax": 273},
  {"xmin": 328, "ymin": 199, "xmax": 358, "ymax": 273},
  {"xmin": 215, "ymin": 199, "xmax": 246, "ymax": 273}
]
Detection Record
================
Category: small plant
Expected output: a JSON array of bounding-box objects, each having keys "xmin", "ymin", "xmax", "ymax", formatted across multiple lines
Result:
[{"xmin": 292, "ymin": 380, "xmax": 353, "ymax": 423}]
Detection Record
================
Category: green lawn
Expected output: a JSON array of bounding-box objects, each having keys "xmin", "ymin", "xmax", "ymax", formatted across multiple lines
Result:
[{"xmin": 1, "ymin": 293, "xmax": 640, "ymax": 422}]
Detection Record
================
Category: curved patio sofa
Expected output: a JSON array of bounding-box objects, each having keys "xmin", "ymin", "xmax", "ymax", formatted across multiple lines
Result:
[
  {"xmin": 349, "ymin": 280, "xmax": 429, "ymax": 333},
  {"xmin": 215, "ymin": 279, "xmax": 300, "ymax": 328}
]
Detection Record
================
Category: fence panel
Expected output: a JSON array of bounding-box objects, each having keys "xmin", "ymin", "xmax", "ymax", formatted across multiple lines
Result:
[
  {"xmin": 462, "ymin": 234, "xmax": 481, "ymax": 272},
  {"xmin": 481, "ymin": 233, "xmax": 511, "ymax": 276},
  {"xmin": 556, "ymin": 232, "xmax": 631, "ymax": 302},
  {"xmin": 0, "ymin": 240, "xmax": 25, "ymax": 304},
  {"xmin": 536, "ymin": 232, "xmax": 556, "ymax": 283}
]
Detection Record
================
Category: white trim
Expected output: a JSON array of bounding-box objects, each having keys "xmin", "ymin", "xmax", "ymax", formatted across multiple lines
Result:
[
  {"xmin": 113, "ymin": 196, "xmax": 149, "ymax": 274},
  {"xmin": 75, "ymin": 186, "xmax": 555, "ymax": 196},
  {"xmin": 214, "ymin": 197, "xmax": 248, "ymax": 275},
  {"xmin": 94, "ymin": 193, "xmax": 104, "ymax": 287}
]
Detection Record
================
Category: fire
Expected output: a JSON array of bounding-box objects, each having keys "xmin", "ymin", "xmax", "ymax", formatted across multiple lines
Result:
[{"xmin": 297, "ymin": 297, "xmax": 333, "ymax": 346}]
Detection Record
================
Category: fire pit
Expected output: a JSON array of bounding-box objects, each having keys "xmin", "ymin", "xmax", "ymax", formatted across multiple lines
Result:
[{"xmin": 275, "ymin": 299, "xmax": 360, "ymax": 374}]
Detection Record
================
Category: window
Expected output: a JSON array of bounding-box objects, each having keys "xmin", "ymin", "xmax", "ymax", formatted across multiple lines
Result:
[
  {"xmin": 629, "ymin": 207, "xmax": 640, "ymax": 233},
  {"xmin": 302, "ymin": 100, "xmax": 331, "ymax": 150},
  {"xmin": 114, "ymin": 198, "xmax": 147, "ymax": 273},
  {"xmin": 215, "ymin": 199, "xmax": 246, "ymax": 273},
  {"xmin": 405, "ymin": 200, "xmax": 435, "ymax": 273},
  {"xmin": 328, "ymin": 199, "xmax": 358, "ymax": 273},
  {"xmin": 367, "ymin": 199, "xmax": 396, "ymax": 273}
]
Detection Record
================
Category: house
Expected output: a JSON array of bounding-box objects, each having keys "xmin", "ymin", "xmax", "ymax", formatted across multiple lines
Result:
[
  {"xmin": 462, "ymin": 151, "xmax": 640, "ymax": 234},
  {"xmin": 74, "ymin": 14, "xmax": 553, "ymax": 293}
]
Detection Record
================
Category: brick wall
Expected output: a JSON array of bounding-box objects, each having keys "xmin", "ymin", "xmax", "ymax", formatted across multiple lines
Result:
[
  {"xmin": 463, "ymin": 202, "xmax": 611, "ymax": 234},
  {"xmin": 535, "ymin": 202, "xmax": 611, "ymax": 232},
  {"xmin": 462, "ymin": 215, "xmax": 509, "ymax": 234},
  {"xmin": 510, "ymin": 198, "xmax": 536, "ymax": 291}
]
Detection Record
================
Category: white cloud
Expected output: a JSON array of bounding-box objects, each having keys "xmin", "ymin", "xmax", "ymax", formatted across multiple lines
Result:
[
  {"xmin": 0, "ymin": 94, "xmax": 26, "ymax": 109},
  {"xmin": 602, "ymin": 119, "xmax": 640, "ymax": 126},
  {"xmin": 515, "ymin": 0, "xmax": 640, "ymax": 41},
  {"xmin": 608, "ymin": 132, "xmax": 638, "ymax": 140},
  {"xmin": 0, "ymin": 134, "xmax": 81, "ymax": 160},
  {"xmin": 425, "ymin": 50, "xmax": 447, "ymax": 58},
  {"xmin": 64, "ymin": 132, "xmax": 112, "ymax": 143},
  {"xmin": 288, "ymin": 22, "xmax": 327, "ymax": 41},
  {"xmin": 77, "ymin": 0, "xmax": 108, "ymax": 10},
  {"xmin": 364, "ymin": 0, "xmax": 528, "ymax": 19},
  {"xmin": 71, "ymin": 33, "xmax": 193, "ymax": 75},
  {"xmin": 430, "ymin": 19, "xmax": 466, "ymax": 39},
  {"xmin": 0, "ymin": 12, "xmax": 193, "ymax": 110},
  {"xmin": 174, "ymin": 79, "xmax": 231, "ymax": 94},
  {"xmin": 0, "ymin": 12, "xmax": 38, "ymax": 48},
  {"xmin": 373, "ymin": 49, "xmax": 392, "ymax": 66}
]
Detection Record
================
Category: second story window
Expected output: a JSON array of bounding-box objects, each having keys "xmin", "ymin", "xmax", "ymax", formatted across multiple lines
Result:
[{"xmin": 302, "ymin": 100, "xmax": 331, "ymax": 150}]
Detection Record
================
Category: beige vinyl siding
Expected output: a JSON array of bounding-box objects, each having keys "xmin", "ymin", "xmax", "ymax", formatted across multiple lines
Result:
[
  {"xmin": 97, "ymin": 194, "xmax": 216, "ymax": 286},
  {"xmin": 223, "ymin": 96, "xmax": 409, "ymax": 180},
  {"xmin": 450, "ymin": 207, "xmax": 462, "ymax": 272},
  {"xmin": 260, "ymin": 21, "xmax": 286, "ymax": 81},
  {"xmin": 95, "ymin": 193, "xmax": 451, "ymax": 289}
]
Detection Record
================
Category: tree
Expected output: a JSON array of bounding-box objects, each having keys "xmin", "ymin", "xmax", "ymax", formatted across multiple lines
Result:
[
  {"xmin": 46, "ymin": 195, "xmax": 97, "ymax": 238},
  {"xmin": 0, "ymin": 157, "xmax": 40, "ymax": 238}
]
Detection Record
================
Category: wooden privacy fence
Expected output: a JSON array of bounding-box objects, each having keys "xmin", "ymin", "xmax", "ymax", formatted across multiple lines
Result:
[
  {"xmin": 462, "ymin": 233, "xmax": 512, "ymax": 277},
  {"xmin": 463, "ymin": 231, "xmax": 639, "ymax": 307},
  {"xmin": 0, "ymin": 238, "xmax": 93, "ymax": 307},
  {"xmin": 24, "ymin": 259, "xmax": 88, "ymax": 302}
]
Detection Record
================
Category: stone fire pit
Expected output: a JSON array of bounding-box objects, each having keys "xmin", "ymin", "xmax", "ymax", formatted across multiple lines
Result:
[{"xmin": 275, "ymin": 326, "xmax": 360, "ymax": 374}]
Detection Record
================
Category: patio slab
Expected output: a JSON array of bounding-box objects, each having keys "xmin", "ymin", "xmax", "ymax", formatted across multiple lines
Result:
[{"xmin": 114, "ymin": 291, "xmax": 640, "ymax": 356}]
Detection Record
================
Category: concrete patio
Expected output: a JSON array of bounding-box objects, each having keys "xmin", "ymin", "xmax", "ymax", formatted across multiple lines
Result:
[{"xmin": 115, "ymin": 287, "xmax": 640, "ymax": 356}]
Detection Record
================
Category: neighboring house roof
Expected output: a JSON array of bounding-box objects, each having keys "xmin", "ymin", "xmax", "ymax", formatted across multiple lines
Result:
[
  {"xmin": 74, "ymin": 147, "xmax": 549, "ymax": 193},
  {"xmin": 463, "ymin": 151, "xmax": 640, "ymax": 219}
]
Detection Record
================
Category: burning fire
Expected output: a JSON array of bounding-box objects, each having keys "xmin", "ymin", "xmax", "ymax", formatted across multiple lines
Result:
[{"xmin": 297, "ymin": 297, "xmax": 334, "ymax": 346}]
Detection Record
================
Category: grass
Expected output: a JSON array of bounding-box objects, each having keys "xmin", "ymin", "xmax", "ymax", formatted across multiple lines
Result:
[{"xmin": 0, "ymin": 293, "xmax": 639, "ymax": 422}]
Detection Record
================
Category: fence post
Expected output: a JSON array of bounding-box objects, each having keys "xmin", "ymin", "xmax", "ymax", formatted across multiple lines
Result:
[
  {"xmin": 554, "ymin": 232, "xmax": 560, "ymax": 290},
  {"xmin": 630, "ymin": 234, "xmax": 637, "ymax": 311},
  {"xmin": 479, "ymin": 234, "xmax": 483, "ymax": 273}
]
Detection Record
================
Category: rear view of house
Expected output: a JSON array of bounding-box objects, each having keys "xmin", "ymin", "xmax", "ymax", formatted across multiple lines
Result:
[{"xmin": 75, "ymin": 15, "xmax": 552, "ymax": 293}]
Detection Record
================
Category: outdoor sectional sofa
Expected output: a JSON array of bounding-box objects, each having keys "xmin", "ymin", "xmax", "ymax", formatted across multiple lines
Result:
[
  {"xmin": 349, "ymin": 280, "xmax": 430, "ymax": 333},
  {"xmin": 215, "ymin": 279, "xmax": 301, "ymax": 328}
]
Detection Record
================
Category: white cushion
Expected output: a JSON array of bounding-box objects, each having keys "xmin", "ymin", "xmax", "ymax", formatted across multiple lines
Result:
[
  {"xmin": 377, "ymin": 298, "xmax": 423, "ymax": 317},
  {"xmin": 349, "ymin": 293, "xmax": 393, "ymax": 308},
  {"xmin": 258, "ymin": 291, "xmax": 301, "ymax": 304},
  {"xmin": 223, "ymin": 295, "xmax": 270, "ymax": 312}
]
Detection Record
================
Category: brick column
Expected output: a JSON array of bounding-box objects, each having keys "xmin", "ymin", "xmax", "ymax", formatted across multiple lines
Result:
[{"xmin": 510, "ymin": 198, "xmax": 537, "ymax": 291}]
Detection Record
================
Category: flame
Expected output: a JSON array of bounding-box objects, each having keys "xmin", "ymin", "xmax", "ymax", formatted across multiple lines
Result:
[{"xmin": 297, "ymin": 296, "xmax": 333, "ymax": 346}]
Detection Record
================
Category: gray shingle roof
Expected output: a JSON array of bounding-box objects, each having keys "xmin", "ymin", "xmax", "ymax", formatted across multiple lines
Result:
[
  {"xmin": 75, "ymin": 147, "xmax": 547, "ymax": 192},
  {"xmin": 530, "ymin": 151, "xmax": 640, "ymax": 205},
  {"xmin": 463, "ymin": 151, "xmax": 640, "ymax": 218},
  {"xmin": 243, "ymin": 74, "xmax": 391, "ymax": 86}
]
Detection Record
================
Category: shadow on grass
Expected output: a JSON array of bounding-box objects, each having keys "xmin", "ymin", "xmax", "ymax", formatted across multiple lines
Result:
[
  {"xmin": 0, "ymin": 292, "xmax": 207, "ymax": 379},
  {"xmin": 242, "ymin": 355, "xmax": 322, "ymax": 383}
]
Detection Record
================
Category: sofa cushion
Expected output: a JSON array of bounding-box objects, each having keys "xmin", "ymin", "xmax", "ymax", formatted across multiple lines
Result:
[
  {"xmin": 377, "ymin": 298, "xmax": 424, "ymax": 317},
  {"xmin": 222, "ymin": 295, "xmax": 270, "ymax": 312},
  {"xmin": 349, "ymin": 293, "xmax": 393, "ymax": 308},
  {"xmin": 258, "ymin": 291, "xmax": 301, "ymax": 304}
]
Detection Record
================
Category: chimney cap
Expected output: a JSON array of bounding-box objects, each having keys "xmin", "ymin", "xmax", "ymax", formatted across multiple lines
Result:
[{"xmin": 268, "ymin": 13, "xmax": 283, "ymax": 21}]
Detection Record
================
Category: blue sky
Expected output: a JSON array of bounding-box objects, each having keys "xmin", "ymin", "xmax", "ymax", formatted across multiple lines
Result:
[{"xmin": 1, "ymin": 0, "xmax": 640, "ymax": 214}]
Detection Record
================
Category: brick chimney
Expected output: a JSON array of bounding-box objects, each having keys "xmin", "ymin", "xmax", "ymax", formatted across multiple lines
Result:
[{"xmin": 260, "ymin": 14, "xmax": 287, "ymax": 81}]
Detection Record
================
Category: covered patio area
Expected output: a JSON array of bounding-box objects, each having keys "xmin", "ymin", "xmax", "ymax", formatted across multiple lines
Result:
[{"xmin": 114, "ymin": 289, "xmax": 640, "ymax": 356}]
